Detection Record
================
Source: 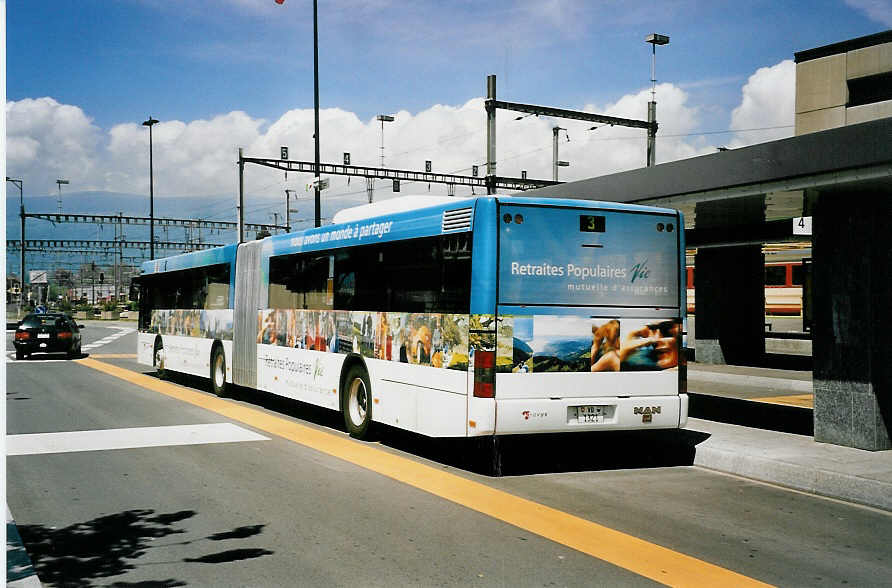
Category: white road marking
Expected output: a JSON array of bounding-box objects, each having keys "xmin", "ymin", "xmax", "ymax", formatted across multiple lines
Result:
[
  {"xmin": 82, "ymin": 327, "xmax": 135, "ymax": 351},
  {"xmin": 7, "ymin": 423, "xmax": 270, "ymax": 456}
]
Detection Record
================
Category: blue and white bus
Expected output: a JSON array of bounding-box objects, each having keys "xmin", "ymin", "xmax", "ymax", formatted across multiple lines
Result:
[{"xmin": 137, "ymin": 195, "xmax": 687, "ymax": 444}]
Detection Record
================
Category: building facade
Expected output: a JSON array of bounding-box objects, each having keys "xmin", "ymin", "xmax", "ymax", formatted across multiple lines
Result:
[{"xmin": 795, "ymin": 30, "xmax": 892, "ymax": 135}]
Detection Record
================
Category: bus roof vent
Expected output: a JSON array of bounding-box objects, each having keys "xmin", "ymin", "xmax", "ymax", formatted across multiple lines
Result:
[{"xmin": 442, "ymin": 207, "xmax": 473, "ymax": 232}]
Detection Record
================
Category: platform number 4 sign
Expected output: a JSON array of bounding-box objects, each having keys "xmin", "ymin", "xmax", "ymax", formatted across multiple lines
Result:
[{"xmin": 793, "ymin": 216, "xmax": 812, "ymax": 236}]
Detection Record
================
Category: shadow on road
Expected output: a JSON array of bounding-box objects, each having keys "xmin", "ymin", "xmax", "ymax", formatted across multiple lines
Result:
[
  {"xmin": 379, "ymin": 428, "xmax": 712, "ymax": 476},
  {"xmin": 150, "ymin": 370, "xmax": 711, "ymax": 477},
  {"xmin": 17, "ymin": 509, "xmax": 272, "ymax": 586}
]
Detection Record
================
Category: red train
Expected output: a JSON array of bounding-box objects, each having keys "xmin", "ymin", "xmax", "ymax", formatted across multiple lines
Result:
[{"xmin": 686, "ymin": 260, "xmax": 806, "ymax": 316}]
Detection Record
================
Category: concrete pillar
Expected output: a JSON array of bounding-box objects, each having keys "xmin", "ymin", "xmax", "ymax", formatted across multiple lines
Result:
[
  {"xmin": 812, "ymin": 193, "xmax": 891, "ymax": 450},
  {"xmin": 694, "ymin": 245, "xmax": 766, "ymax": 365},
  {"xmin": 693, "ymin": 196, "xmax": 766, "ymax": 365}
]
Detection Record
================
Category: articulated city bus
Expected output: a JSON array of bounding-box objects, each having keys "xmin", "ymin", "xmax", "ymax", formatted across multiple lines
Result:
[{"xmin": 137, "ymin": 195, "xmax": 687, "ymax": 444}]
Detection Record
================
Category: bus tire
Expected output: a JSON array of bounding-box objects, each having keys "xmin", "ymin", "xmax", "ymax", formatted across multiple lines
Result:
[
  {"xmin": 342, "ymin": 364, "xmax": 372, "ymax": 439},
  {"xmin": 210, "ymin": 344, "xmax": 228, "ymax": 397},
  {"xmin": 154, "ymin": 338, "xmax": 166, "ymax": 379}
]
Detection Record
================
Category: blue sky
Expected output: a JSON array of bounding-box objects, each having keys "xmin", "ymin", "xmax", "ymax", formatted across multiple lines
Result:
[
  {"xmin": 5, "ymin": 0, "xmax": 891, "ymax": 204},
  {"xmin": 9, "ymin": 1, "xmax": 886, "ymax": 128}
]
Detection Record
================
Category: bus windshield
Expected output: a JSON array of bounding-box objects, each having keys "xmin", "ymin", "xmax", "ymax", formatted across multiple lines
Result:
[{"xmin": 497, "ymin": 204, "xmax": 679, "ymax": 308}]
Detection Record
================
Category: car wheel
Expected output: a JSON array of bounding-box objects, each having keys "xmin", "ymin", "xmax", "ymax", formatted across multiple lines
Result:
[
  {"xmin": 342, "ymin": 364, "xmax": 372, "ymax": 439},
  {"xmin": 210, "ymin": 345, "xmax": 228, "ymax": 397},
  {"xmin": 15, "ymin": 350, "xmax": 24, "ymax": 361}
]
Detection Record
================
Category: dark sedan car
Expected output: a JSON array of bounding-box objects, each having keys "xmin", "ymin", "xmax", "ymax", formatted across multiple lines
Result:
[{"xmin": 13, "ymin": 312, "xmax": 84, "ymax": 360}]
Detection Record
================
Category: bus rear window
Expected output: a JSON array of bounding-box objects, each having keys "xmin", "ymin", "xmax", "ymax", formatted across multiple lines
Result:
[{"xmin": 498, "ymin": 205, "xmax": 679, "ymax": 308}]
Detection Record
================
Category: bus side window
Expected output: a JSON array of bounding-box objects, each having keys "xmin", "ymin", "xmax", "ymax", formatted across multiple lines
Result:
[{"xmin": 335, "ymin": 271, "xmax": 356, "ymax": 309}]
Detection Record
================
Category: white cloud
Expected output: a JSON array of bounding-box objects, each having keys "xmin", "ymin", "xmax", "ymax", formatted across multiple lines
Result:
[
  {"xmin": 844, "ymin": 0, "xmax": 892, "ymax": 26},
  {"xmin": 728, "ymin": 60, "xmax": 795, "ymax": 148},
  {"xmin": 6, "ymin": 98, "xmax": 102, "ymax": 193},
  {"xmin": 105, "ymin": 112, "xmax": 265, "ymax": 196},
  {"xmin": 6, "ymin": 60, "xmax": 797, "ymax": 212}
]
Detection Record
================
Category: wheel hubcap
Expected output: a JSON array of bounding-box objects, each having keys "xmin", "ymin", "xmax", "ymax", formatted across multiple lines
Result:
[
  {"xmin": 215, "ymin": 356, "xmax": 225, "ymax": 388},
  {"xmin": 348, "ymin": 378, "xmax": 367, "ymax": 425}
]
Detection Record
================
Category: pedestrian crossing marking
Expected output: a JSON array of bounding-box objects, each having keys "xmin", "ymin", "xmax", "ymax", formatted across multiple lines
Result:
[{"xmin": 7, "ymin": 423, "xmax": 269, "ymax": 456}]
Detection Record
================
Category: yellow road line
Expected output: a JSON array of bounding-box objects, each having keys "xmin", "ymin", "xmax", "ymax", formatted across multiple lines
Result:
[
  {"xmin": 77, "ymin": 357, "xmax": 772, "ymax": 588},
  {"xmin": 751, "ymin": 394, "xmax": 814, "ymax": 408},
  {"xmin": 87, "ymin": 354, "xmax": 137, "ymax": 359}
]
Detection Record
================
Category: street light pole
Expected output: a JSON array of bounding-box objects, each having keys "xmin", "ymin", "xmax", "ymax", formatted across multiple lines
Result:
[
  {"xmin": 313, "ymin": 0, "xmax": 321, "ymax": 228},
  {"xmin": 552, "ymin": 127, "xmax": 570, "ymax": 181},
  {"xmin": 645, "ymin": 34, "xmax": 669, "ymax": 168},
  {"xmin": 373, "ymin": 114, "xmax": 395, "ymax": 204},
  {"xmin": 376, "ymin": 114, "xmax": 395, "ymax": 168},
  {"xmin": 6, "ymin": 177, "xmax": 25, "ymax": 309},
  {"xmin": 142, "ymin": 116, "xmax": 159, "ymax": 259},
  {"xmin": 56, "ymin": 179, "xmax": 69, "ymax": 214}
]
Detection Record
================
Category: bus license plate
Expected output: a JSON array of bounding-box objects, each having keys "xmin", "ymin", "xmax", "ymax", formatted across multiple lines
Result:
[
  {"xmin": 37, "ymin": 333, "xmax": 50, "ymax": 339},
  {"xmin": 573, "ymin": 405, "xmax": 605, "ymax": 424}
]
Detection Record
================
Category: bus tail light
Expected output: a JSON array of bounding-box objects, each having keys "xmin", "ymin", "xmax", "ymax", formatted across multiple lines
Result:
[
  {"xmin": 678, "ymin": 329, "xmax": 687, "ymax": 395},
  {"xmin": 473, "ymin": 349, "xmax": 496, "ymax": 398},
  {"xmin": 15, "ymin": 331, "xmax": 30, "ymax": 341}
]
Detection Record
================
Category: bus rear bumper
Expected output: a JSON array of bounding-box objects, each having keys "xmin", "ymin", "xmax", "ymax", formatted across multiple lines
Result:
[{"xmin": 494, "ymin": 394, "xmax": 688, "ymax": 435}]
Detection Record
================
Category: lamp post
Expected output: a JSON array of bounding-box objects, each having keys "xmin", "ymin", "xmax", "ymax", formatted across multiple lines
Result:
[
  {"xmin": 56, "ymin": 179, "xmax": 69, "ymax": 213},
  {"xmin": 312, "ymin": 0, "xmax": 321, "ymax": 227},
  {"xmin": 645, "ymin": 33, "xmax": 669, "ymax": 167},
  {"xmin": 376, "ymin": 114, "xmax": 395, "ymax": 168},
  {"xmin": 6, "ymin": 177, "xmax": 25, "ymax": 309},
  {"xmin": 142, "ymin": 116, "xmax": 159, "ymax": 260},
  {"xmin": 552, "ymin": 126, "xmax": 570, "ymax": 181}
]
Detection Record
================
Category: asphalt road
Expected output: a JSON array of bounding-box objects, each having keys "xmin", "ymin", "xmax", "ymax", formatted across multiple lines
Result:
[{"xmin": 6, "ymin": 323, "xmax": 891, "ymax": 587}]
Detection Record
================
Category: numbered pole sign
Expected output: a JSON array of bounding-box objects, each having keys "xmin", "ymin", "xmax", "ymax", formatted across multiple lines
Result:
[{"xmin": 793, "ymin": 216, "xmax": 812, "ymax": 236}]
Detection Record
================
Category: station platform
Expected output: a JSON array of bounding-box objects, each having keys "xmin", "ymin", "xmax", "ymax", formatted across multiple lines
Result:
[{"xmin": 685, "ymin": 363, "xmax": 892, "ymax": 512}]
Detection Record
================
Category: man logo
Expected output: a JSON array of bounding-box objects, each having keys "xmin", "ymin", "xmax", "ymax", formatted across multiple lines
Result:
[{"xmin": 634, "ymin": 406, "xmax": 661, "ymax": 423}]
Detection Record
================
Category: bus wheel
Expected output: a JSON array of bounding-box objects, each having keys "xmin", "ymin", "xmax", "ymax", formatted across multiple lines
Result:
[
  {"xmin": 154, "ymin": 339, "xmax": 166, "ymax": 379},
  {"xmin": 210, "ymin": 345, "xmax": 228, "ymax": 397},
  {"xmin": 343, "ymin": 364, "xmax": 372, "ymax": 439}
]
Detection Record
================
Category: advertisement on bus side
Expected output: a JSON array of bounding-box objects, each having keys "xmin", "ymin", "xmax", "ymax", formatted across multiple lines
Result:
[
  {"xmin": 254, "ymin": 309, "xmax": 679, "ymax": 376},
  {"xmin": 499, "ymin": 315, "xmax": 681, "ymax": 374}
]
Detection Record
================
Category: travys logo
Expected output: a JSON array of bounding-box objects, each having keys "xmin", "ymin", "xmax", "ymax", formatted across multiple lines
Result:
[
  {"xmin": 522, "ymin": 410, "xmax": 548, "ymax": 420},
  {"xmin": 630, "ymin": 259, "xmax": 649, "ymax": 283},
  {"xmin": 313, "ymin": 358, "xmax": 324, "ymax": 380}
]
